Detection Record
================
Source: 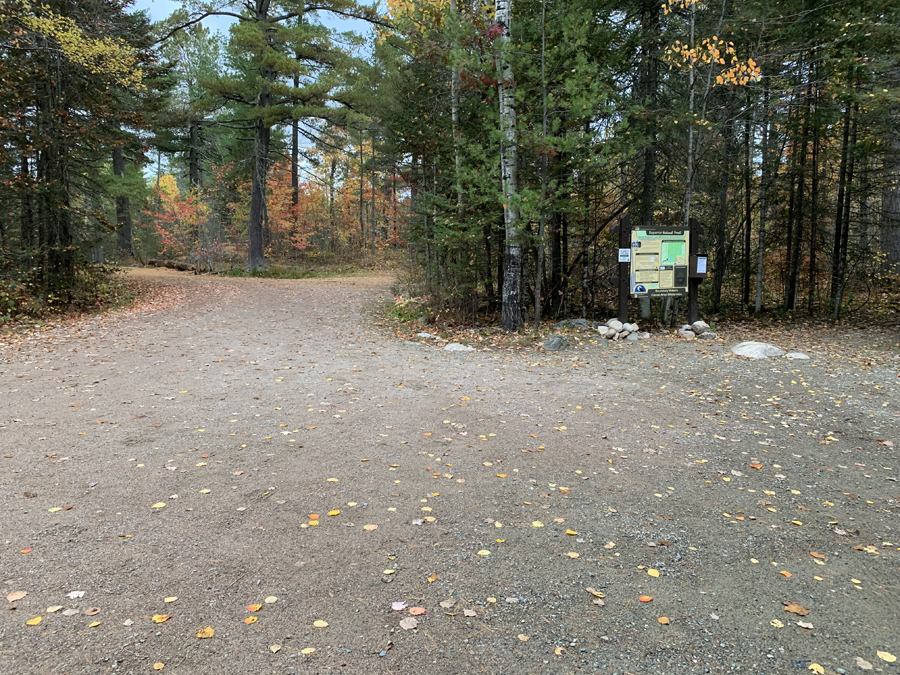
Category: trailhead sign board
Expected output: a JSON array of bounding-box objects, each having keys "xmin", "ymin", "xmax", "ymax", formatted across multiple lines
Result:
[{"xmin": 630, "ymin": 226, "xmax": 690, "ymax": 298}]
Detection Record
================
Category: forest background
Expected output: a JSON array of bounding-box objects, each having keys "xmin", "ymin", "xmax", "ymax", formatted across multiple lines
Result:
[{"xmin": 0, "ymin": 0, "xmax": 898, "ymax": 329}]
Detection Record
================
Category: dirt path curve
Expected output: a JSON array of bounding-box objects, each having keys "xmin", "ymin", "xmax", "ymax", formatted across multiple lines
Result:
[{"xmin": 1, "ymin": 272, "xmax": 898, "ymax": 675}]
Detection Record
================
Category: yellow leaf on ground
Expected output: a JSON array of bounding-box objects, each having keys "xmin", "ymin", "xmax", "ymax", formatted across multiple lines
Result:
[
  {"xmin": 46, "ymin": 606, "xmax": 62, "ymax": 613},
  {"xmin": 199, "ymin": 489, "xmax": 210, "ymax": 494},
  {"xmin": 313, "ymin": 620, "xmax": 328, "ymax": 628},
  {"xmin": 585, "ymin": 588, "xmax": 605, "ymax": 598},
  {"xmin": 567, "ymin": 552, "xmax": 580, "ymax": 558},
  {"xmin": 270, "ymin": 645, "xmax": 281, "ymax": 653},
  {"xmin": 877, "ymin": 652, "xmax": 897, "ymax": 663},
  {"xmin": 518, "ymin": 634, "xmax": 530, "ymax": 642},
  {"xmin": 327, "ymin": 478, "xmax": 338, "ymax": 482},
  {"xmin": 89, "ymin": 621, "xmax": 101, "ymax": 628},
  {"xmin": 328, "ymin": 510, "xmax": 340, "ymax": 516},
  {"xmin": 264, "ymin": 596, "xmax": 277, "ymax": 604},
  {"xmin": 771, "ymin": 619, "xmax": 784, "ymax": 628},
  {"xmin": 647, "ymin": 569, "xmax": 660, "ymax": 577},
  {"xmin": 244, "ymin": 616, "xmax": 258, "ymax": 624},
  {"xmin": 301, "ymin": 648, "xmax": 316, "ymax": 655},
  {"xmin": 26, "ymin": 616, "xmax": 42, "ymax": 626},
  {"xmin": 152, "ymin": 615, "xmax": 171, "ymax": 623},
  {"xmin": 164, "ymin": 597, "xmax": 178, "ymax": 603},
  {"xmin": 604, "ymin": 542, "xmax": 615, "ymax": 549},
  {"xmin": 477, "ymin": 550, "xmax": 491, "ymax": 556},
  {"xmin": 363, "ymin": 524, "xmax": 378, "ymax": 531},
  {"xmin": 658, "ymin": 617, "xmax": 670, "ymax": 625},
  {"xmin": 566, "ymin": 529, "xmax": 578, "ymax": 536},
  {"xmin": 555, "ymin": 647, "xmax": 566, "ymax": 655},
  {"xmin": 779, "ymin": 571, "xmax": 792, "ymax": 578},
  {"xmin": 153, "ymin": 664, "xmax": 165, "ymax": 671},
  {"xmin": 195, "ymin": 626, "xmax": 214, "ymax": 639},
  {"xmin": 808, "ymin": 664, "xmax": 824, "ymax": 674},
  {"xmin": 151, "ymin": 503, "xmax": 166, "ymax": 509},
  {"xmin": 531, "ymin": 521, "xmax": 544, "ymax": 528},
  {"xmin": 427, "ymin": 574, "xmax": 438, "ymax": 583}
]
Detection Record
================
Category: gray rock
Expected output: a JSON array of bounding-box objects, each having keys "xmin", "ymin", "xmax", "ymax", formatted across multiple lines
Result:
[
  {"xmin": 640, "ymin": 331, "xmax": 651, "ymax": 339},
  {"xmin": 606, "ymin": 319, "xmax": 623, "ymax": 332},
  {"xmin": 677, "ymin": 329, "xmax": 695, "ymax": 340},
  {"xmin": 625, "ymin": 333, "xmax": 640, "ymax": 341},
  {"xmin": 623, "ymin": 322, "xmax": 639, "ymax": 333},
  {"xmin": 680, "ymin": 324, "xmax": 692, "ymax": 332},
  {"xmin": 417, "ymin": 332, "xmax": 434, "ymax": 338},
  {"xmin": 785, "ymin": 352, "xmax": 810, "ymax": 360},
  {"xmin": 597, "ymin": 326, "xmax": 610, "ymax": 337},
  {"xmin": 691, "ymin": 320, "xmax": 711, "ymax": 335},
  {"xmin": 552, "ymin": 318, "xmax": 591, "ymax": 330},
  {"xmin": 731, "ymin": 341, "xmax": 784, "ymax": 359},
  {"xmin": 542, "ymin": 334, "xmax": 568, "ymax": 351},
  {"xmin": 444, "ymin": 343, "xmax": 475, "ymax": 352},
  {"xmin": 696, "ymin": 331, "xmax": 718, "ymax": 340},
  {"xmin": 603, "ymin": 328, "xmax": 616, "ymax": 340}
]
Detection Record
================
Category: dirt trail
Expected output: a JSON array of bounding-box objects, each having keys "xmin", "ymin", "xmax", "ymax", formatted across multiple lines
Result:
[{"xmin": 1, "ymin": 272, "xmax": 898, "ymax": 675}]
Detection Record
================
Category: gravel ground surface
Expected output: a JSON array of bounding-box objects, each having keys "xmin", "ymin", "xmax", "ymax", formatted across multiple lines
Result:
[{"xmin": 1, "ymin": 269, "xmax": 898, "ymax": 675}]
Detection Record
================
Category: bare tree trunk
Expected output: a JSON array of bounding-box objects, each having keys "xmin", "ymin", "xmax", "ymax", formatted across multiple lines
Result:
[
  {"xmin": 830, "ymin": 104, "xmax": 852, "ymax": 313},
  {"xmin": 113, "ymin": 145, "xmax": 133, "ymax": 258},
  {"xmin": 496, "ymin": 0, "xmax": 522, "ymax": 331},
  {"xmin": 533, "ymin": 0, "xmax": 548, "ymax": 329},
  {"xmin": 742, "ymin": 114, "xmax": 752, "ymax": 306},
  {"xmin": 787, "ymin": 71, "xmax": 812, "ymax": 310},
  {"xmin": 882, "ymin": 67, "xmax": 900, "ymax": 267},
  {"xmin": 754, "ymin": 81, "xmax": 770, "ymax": 313},
  {"xmin": 807, "ymin": 74, "xmax": 820, "ymax": 315}
]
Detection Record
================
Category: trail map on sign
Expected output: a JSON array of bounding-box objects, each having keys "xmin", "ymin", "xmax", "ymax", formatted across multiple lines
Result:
[{"xmin": 630, "ymin": 227, "xmax": 690, "ymax": 298}]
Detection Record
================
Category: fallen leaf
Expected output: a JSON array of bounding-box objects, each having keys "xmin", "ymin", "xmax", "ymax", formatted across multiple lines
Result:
[
  {"xmin": 639, "ymin": 595, "xmax": 653, "ymax": 603},
  {"xmin": 164, "ymin": 597, "xmax": 178, "ymax": 603},
  {"xmin": 477, "ymin": 550, "xmax": 490, "ymax": 556},
  {"xmin": 46, "ymin": 606, "xmax": 62, "ymax": 613},
  {"xmin": 808, "ymin": 664, "xmax": 824, "ymax": 674},
  {"xmin": 856, "ymin": 657, "xmax": 873, "ymax": 670},
  {"xmin": 244, "ymin": 616, "xmax": 258, "ymax": 624},
  {"xmin": 84, "ymin": 607, "xmax": 101, "ymax": 616},
  {"xmin": 62, "ymin": 609, "xmax": 79, "ymax": 616},
  {"xmin": 26, "ymin": 616, "xmax": 42, "ymax": 626},
  {"xmin": 565, "ymin": 529, "xmax": 578, "ymax": 536},
  {"xmin": 363, "ymin": 524, "xmax": 378, "ymax": 531},
  {"xmin": 89, "ymin": 621, "xmax": 100, "ymax": 628},
  {"xmin": 313, "ymin": 620, "xmax": 329, "ymax": 627},
  {"xmin": 783, "ymin": 602, "xmax": 809, "ymax": 616},
  {"xmin": 195, "ymin": 626, "xmax": 214, "ymax": 639},
  {"xmin": 6, "ymin": 591, "xmax": 26, "ymax": 603},
  {"xmin": 555, "ymin": 647, "xmax": 566, "ymax": 655},
  {"xmin": 464, "ymin": 609, "xmax": 476, "ymax": 617},
  {"xmin": 270, "ymin": 645, "xmax": 281, "ymax": 653},
  {"xmin": 658, "ymin": 617, "xmax": 670, "ymax": 625},
  {"xmin": 399, "ymin": 617, "xmax": 418, "ymax": 630},
  {"xmin": 328, "ymin": 510, "xmax": 340, "ymax": 516},
  {"xmin": 408, "ymin": 607, "xmax": 426, "ymax": 616},
  {"xmin": 152, "ymin": 615, "xmax": 171, "ymax": 623},
  {"xmin": 247, "ymin": 604, "xmax": 262, "ymax": 612},
  {"xmin": 439, "ymin": 599, "xmax": 456, "ymax": 609},
  {"xmin": 427, "ymin": 574, "xmax": 439, "ymax": 583},
  {"xmin": 531, "ymin": 521, "xmax": 544, "ymax": 528},
  {"xmin": 878, "ymin": 651, "xmax": 897, "ymax": 663},
  {"xmin": 518, "ymin": 634, "xmax": 530, "ymax": 642},
  {"xmin": 647, "ymin": 569, "xmax": 660, "ymax": 578},
  {"xmin": 264, "ymin": 596, "xmax": 278, "ymax": 604},
  {"xmin": 391, "ymin": 601, "xmax": 407, "ymax": 611},
  {"xmin": 383, "ymin": 569, "xmax": 395, "ymax": 575},
  {"xmin": 797, "ymin": 620, "xmax": 814, "ymax": 629},
  {"xmin": 20, "ymin": 548, "xmax": 33, "ymax": 554},
  {"xmin": 771, "ymin": 619, "xmax": 784, "ymax": 628},
  {"xmin": 300, "ymin": 647, "xmax": 316, "ymax": 655},
  {"xmin": 153, "ymin": 664, "xmax": 165, "ymax": 671},
  {"xmin": 151, "ymin": 502, "xmax": 166, "ymax": 509},
  {"xmin": 566, "ymin": 552, "xmax": 580, "ymax": 559},
  {"xmin": 604, "ymin": 542, "xmax": 615, "ymax": 549},
  {"xmin": 585, "ymin": 588, "xmax": 605, "ymax": 598},
  {"xmin": 779, "ymin": 571, "xmax": 792, "ymax": 578},
  {"xmin": 810, "ymin": 552, "xmax": 826, "ymax": 560}
]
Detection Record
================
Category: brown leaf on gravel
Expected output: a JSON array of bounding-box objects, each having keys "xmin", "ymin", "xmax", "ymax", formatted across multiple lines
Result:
[
  {"xmin": 399, "ymin": 617, "xmax": 418, "ymax": 630},
  {"xmin": 810, "ymin": 552, "xmax": 826, "ymax": 560},
  {"xmin": 783, "ymin": 602, "xmax": 809, "ymax": 616},
  {"xmin": 84, "ymin": 607, "xmax": 101, "ymax": 616},
  {"xmin": 6, "ymin": 591, "xmax": 26, "ymax": 603}
]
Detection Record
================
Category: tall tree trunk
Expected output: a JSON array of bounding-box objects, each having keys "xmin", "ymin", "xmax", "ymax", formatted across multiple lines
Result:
[
  {"xmin": 787, "ymin": 72, "xmax": 812, "ymax": 310},
  {"xmin": 807, "ymin": 75, "xmax": 820, "ymax": 314},
  {"xmin": 20, "ymin": 155, "xmax": 34, "ymax": 251},
  {"xmin": 534, "ymin": 0, "xmax": 548, "ymax": 329},
  {"xmin": 754, "ymin": 81, "xmax": 770, "ymax": 313},
  {"xmin": 292, "ymin": 72, "xmax": 300, "ymax": 211},
  {"xmin": 833, "ymin": 105, "xmax": 858, "ymax": 319},
  {"xmin": 742, "ymin": 114, "xmax": 752, "ymax": 306},
  {"xmin": 248, "ymin": 116, "xmax": 270, "ymax": 270},
  {"xmin": 829, "ymin": 104, "xmax": 852, "ymax": 312},
  {"xmin": 113, "ymin": 145, "xmax": 133, "ymax": 258},
  {"xmin": 712, "ymin": 119, "xmax": 731, "ymax": 312},
  {"xmin": 496, "ymin": 0, "xmax": 522, "ymax": 331},
  {"xmin": 882, "ymin": 67, "xmax": 900, "ymax": 267},
  {"xmin": 189, "ymin": 119, "xmax": 201, "ymax": 189}
]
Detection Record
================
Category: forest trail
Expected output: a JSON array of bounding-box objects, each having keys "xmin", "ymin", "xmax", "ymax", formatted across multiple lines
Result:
[{"xmin": 1, "ymin": 272, "xmax": 898, "ymax": 674}]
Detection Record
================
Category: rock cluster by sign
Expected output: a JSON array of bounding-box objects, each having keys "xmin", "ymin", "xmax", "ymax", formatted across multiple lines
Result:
[
  {"xmin": 596, "ymin": 319, "xmax": 649, "ymax": 342},
  {"xmin": 678, "ymin": 320, "xmax": 717, "ymax": 340}
]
